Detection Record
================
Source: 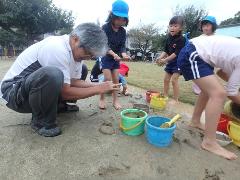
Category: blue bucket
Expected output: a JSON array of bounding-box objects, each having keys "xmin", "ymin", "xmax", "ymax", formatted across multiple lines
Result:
[{"xmin": 145, "ymin": 116, "xmax": 176, "ymax": 147}]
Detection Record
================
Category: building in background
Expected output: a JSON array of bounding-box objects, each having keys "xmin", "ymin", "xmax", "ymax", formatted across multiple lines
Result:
[{"xmin": 216, "ymin": 23, "xmax": 240, "ymax": 38}]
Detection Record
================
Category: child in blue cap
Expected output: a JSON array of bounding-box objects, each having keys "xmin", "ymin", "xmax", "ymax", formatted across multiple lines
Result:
[
  {"xmin": 157, "ymin": 16, "xmax": 186, "ymax": 104},
  {"xmin": 192, "ymin": 16, "xmax": 218, "ymax": 95},
  {"xmin": 99, "ymin": 0, "xmax": 130, "ymax": 110}
]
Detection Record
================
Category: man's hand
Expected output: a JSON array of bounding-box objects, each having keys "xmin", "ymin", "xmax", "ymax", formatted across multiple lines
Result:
[{"xmin": 98, "ymin": 81, "xmax": 121, "ymax": 94}]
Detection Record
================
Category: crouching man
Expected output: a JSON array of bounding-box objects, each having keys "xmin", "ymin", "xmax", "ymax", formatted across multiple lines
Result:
[{"xmin": 0, "ymin": 23, "xmax": 120, "ymax": 137}]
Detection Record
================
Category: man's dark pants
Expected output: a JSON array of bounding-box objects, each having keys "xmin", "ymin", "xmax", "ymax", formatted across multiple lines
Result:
[
  {"xmin": 2, "ymin": 67, "xmax": 64, "ymax": 128},
  {"xmin": 2, "ymin": 64, "xmax": 88, "ymax": 128}
]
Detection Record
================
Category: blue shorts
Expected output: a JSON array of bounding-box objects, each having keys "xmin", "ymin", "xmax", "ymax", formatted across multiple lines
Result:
[
  {"xmin": 101, "ymin": 56, "xmax": 120, "ymax": 70},
  {"xmin": 177, "ymin": 43, "xmax": 214, "ymax": 81},
  {"xmin": 119, "ymin": 74, "xmax": 127, "ymax": 86},
  {"xmin": 98, "ymin": 74, "xmax": 127, "ymax": 86},
  {"xmin": 164, "ymin": 60, "xmax": 180, "ymax": 74}
]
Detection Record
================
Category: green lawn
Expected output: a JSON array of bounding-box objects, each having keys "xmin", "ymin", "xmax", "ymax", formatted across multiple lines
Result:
[{"xmin": 85, "ymin": 60, "xmax": 197, "ymax": 105}]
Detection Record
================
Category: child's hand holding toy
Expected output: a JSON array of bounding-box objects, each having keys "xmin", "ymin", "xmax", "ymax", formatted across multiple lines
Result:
[
  {"xmin": 121, "ymin": 53, "xmax": 131, "ymax": 61},
  {"xmin": 157, "ymin": 58, "xmax": 167, "ymax": 66},
  {"xmin": 113, "ymin": 53, "xmax": 121, "ymax": 61}
]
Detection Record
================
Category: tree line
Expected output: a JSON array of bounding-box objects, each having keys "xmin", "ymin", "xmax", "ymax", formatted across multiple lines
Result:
[
  {"xmin": 0, "ymin": 0, "xmax": 74, "ymax": 47},
  {"xmin": 1, "ymin": 1, "xmax": 239, "ymax": 59}
]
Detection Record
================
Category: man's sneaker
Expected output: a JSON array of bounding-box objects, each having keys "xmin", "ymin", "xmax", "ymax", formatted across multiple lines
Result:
[
  {"xmin": 38, "ymin": 126, "xmax": 62, "ymax": 137},
  {"xmin": 30, "ymin": 122, "xmax": 43, "ymax": 131},
  {"xmin": 31, "ymin": 122, "xmax": 61, "ymax": 137},
  {"xmin": 57, "ymin": 102, "xmax": 79, "ymax": 113}
]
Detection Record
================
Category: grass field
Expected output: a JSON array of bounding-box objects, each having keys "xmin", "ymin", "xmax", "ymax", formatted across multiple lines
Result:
[
  {"xmin": 84, "ymin": 60, "xmax": 197, "ymax": 105},
  {"xmin": 0, "ymin": 59, "xmax": 225, "ymax": 105},
  {"xmin": 0, "ymin": 59, "xmax": 197, "ymax": 105}
]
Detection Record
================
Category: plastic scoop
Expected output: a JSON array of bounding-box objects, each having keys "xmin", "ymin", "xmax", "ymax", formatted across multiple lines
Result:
[{"xmin": 160, "ymin": 114, "xmax": 182, "ymax": 128}]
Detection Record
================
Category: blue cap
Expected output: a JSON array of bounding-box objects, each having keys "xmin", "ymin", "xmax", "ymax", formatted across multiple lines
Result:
[
  {"xmin": 112, "ymin": 0, "xmax": 129, "ymax": 18},
  {"xmin": 202, "ymin": 16, "xmax": 217, "ymax": 25}
]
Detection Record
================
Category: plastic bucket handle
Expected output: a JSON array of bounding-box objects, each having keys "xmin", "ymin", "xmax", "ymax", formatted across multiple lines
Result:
[
  {"xmin": 227, "ymin": 121, "xmax": 240, "ymax": 141},
  {"xmin": 227, "ymin": 122, "xmax": 231, "ymax": 136},
  {"xmin": 119, "ymin": 118, "xmax": 145, "ymax": 131}
]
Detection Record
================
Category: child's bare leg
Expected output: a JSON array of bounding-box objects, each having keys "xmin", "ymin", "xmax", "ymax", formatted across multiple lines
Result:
[
  {"xmin": 122, "ymin": 85, "xmax": 127, "ymax": 95},
  {"xmin": 112, "ymin": 69, "xmax": 121, "ymax": 110},
  {"xmin": 171, "ymin": 73, "xmax": 180, "ymax": 103},
  {"xmin": 189, "ymin": 89, "xmax": 208, "ymax": 130},
  {"xmin": 163, "ymin": 73, "xmax": 172, "ymax": 97},
  {"xmin": 99, "ymin": 69, "xmax": 112, "ymax": 109},
  {"xmin": 195, "ymin": 75, "xmax": 237, "ymax": 160}
]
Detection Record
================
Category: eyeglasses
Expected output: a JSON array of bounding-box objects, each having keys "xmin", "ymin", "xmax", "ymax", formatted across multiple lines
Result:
[{"xmin": 79, "ymin": 45, "xmax": 95, "ymax": 59}]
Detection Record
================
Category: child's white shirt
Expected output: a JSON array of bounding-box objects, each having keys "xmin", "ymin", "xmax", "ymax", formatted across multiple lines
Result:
[{"xmin": 191, "ymin": 35, "xmax": 240, "ymax": 96}]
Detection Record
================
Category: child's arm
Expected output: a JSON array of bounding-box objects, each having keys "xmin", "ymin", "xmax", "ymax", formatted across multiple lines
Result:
[
  {"xmin": 226, "ymin": 69, "xmax": 240, "ymax": 105},
  {"xmin": 228, "ymin": 95, "xmax": 240, "ymax": 105},
  {"xmin": 120, "ymin": 30, "xmax": 130, "ymax": 60},
  {"xmin": 157, "ymin": 52, "xmax": 168, "ymax": 60},
  {"xmin": 216, "ymin": 69, "xmax": 229, "ymax": 81},
  {"xmin": 158, "ymin": 37, "xmax": 185, "ymax": 66},
  {"xmin": 216, "ymin": 69, "xmax": 240, "ymax": 104},
  {"xmin": 121, "ymin": 52, "xmax": 131, "ymax": 60},
  {"xmin": 156, "ymin": 52, "xmax": 168, "ymax": 65},
  {"xmin": 108, "ymin": 50, "xmax": 121, "ymax": 60},
  {"xmin": 158, "ymin": 53, "xmax": 176, "ymax": 66}
]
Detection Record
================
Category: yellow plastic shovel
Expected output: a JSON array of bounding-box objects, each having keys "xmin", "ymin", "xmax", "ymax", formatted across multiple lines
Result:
[{"xmin": 160, "ymin": 114, "xmax": 182, "ymax": 128}]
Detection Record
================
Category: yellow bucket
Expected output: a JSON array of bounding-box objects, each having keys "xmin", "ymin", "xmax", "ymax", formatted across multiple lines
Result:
[
  {"xmin": 227, "ymin": 121, "xmax": 240, "ymax": 147},
  {"xmin": 150, "ymin": 95, "xmax": 168, "ymax": 110},
  {"xmin": 224, "ymin": 101, "xmax": 240, "ymax": 123}
]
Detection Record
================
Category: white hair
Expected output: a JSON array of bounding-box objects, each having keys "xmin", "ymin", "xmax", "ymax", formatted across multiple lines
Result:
[{"xmin": 70, "ymin": 23, "xmax": 108, "ymax": 57}]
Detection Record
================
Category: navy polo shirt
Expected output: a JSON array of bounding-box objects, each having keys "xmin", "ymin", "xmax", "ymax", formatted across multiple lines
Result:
[
  {"xmin": 164, "ymin": 34, "xmax": 186, "ymax": 58},
  {"xmin": 102, "ymin": 23, "xmax": 126, "ymax": 56},
  {"xmin": 164, "ymin": 34, "xmax": 186, "ymax": 73}
]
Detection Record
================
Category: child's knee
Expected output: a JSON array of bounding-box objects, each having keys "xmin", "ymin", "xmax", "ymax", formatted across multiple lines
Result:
[
  {"xmin": 171, "ymin": 77, "xmax": 179, "ymax": 84},
  {"xmin": 164, "ymin": 77, "xmax": 170, "ymax": 83},
  {"xmin": 219, "ymin": 90, "xmax": 227, "ymax": 98},
  {"xmin": 213, "ymin": 89, "xmax": 227, "ymax": 99},
  {"xmin": 104, "ymin": 77, "xmax": 111, "ymax": 81}
]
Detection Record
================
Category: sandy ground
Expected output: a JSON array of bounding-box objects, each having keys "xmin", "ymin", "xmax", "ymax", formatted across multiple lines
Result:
[{"xmin": 0, "ymin": 59, "xmax": 240, "ymax": 180}]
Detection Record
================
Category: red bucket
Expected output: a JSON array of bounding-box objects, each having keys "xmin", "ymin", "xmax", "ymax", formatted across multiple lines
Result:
[
  {"xmin": 217, "ymin": 114, "xmax": 230, "ymax": 134},
  {"xmin": 146, "ymin": 90, "xmax": 160, "ymax": 103}
]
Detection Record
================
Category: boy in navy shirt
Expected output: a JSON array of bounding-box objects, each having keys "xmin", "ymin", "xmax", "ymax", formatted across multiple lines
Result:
[
  {"xmin": 99, "ymin": 0, "xmax": 130, "ymax": 110},
  {"xmin": 157, "ymin": 16, "xmax": 186, "ymax": 104}
]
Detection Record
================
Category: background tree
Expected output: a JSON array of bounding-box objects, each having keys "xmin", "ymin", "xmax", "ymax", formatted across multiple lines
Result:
[
  {"xmin": 128, "ymin": 23, "xmax": 161, "ymax": 60},
  {"xmin": 127, "ymin": 5, "xmax": 208, "ymax": 59},
  {"xmin": 151, "ymin": 33, "xmax": 167, "ymax": 52},
  {"xmin": 0, "ymin": 29, "xmax": 27, "ymax": 47},
  {"xmin": 0, "ymin": 0, "xmax": 75, "ymax": 46},
  {"xmin": 220, "ymin": 11, "xmax": 240, "ymax": 26}
]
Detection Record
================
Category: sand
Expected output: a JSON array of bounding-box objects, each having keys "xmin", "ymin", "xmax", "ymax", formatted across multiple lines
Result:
[{"xmin": 0, "ymin": 59, "xmax": 240, "ymax": 180}]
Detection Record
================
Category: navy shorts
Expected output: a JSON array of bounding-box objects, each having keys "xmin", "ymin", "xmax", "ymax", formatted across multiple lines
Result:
[
  {"xmin": 177, "ymin": 43, "xmax": 214, "ymax": 81},
  {"xmin": 101, "ymin": 55, "xmax": 120, "ymax": 70},
  {"xmin": 165, "ymin": 60, "xmax": 181, "ymax": 74}
]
